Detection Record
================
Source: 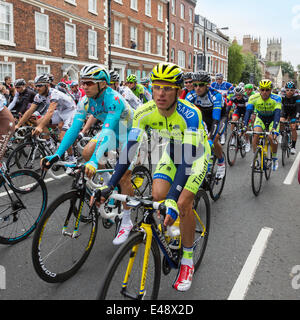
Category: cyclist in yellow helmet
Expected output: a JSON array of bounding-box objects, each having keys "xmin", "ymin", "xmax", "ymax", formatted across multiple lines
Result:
[
  {"xmin": 96, "ymin": 62, "xmax": 211, "ymax": 292},
  {"xmin": 243, "ymin": 79, "xmax": 282, "ymax": 171}
]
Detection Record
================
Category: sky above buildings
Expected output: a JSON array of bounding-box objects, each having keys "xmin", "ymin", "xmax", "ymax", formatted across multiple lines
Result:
[{"xmin": 195, "ymin": 0, "xmax": 300, "ymax": 68}]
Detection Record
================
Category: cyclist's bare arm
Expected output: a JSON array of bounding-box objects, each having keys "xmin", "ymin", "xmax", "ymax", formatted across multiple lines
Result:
[
  {"xmin": 16, "ymin": 103, "xmax": 38, "ymax": 129},
  {"xmin": 32, "ymin": 101, "xmax": 57, "ymax": 136},
  {"xmin": 81, "ymin": 115, "xmax": 97, "ymax": 134}
]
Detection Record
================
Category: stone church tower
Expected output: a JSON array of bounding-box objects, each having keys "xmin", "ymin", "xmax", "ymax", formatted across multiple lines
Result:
[{"xmin": 265, "ymin": 38, "xmax": 282, "ymax": 62}]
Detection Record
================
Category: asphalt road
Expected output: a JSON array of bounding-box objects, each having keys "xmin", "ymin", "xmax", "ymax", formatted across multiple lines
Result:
[{"xmin": 0, "ymin": 139, "xmax": 300, "ymax": 301}]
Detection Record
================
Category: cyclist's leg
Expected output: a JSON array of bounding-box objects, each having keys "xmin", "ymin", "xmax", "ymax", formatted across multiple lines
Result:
[
  {"xmin": 0, "ymin": 107, "xmax": 15, "ymax": 162},
  {"xmin": 253, "ymin": 117, "xmax": 264, "ymax": 153},
  {"xmin": 268, "ymin": 121, "xmax": 279, "ymax": 155},
  {"xmin": 174, "ymin": 153, "xmax": 208, "ymax": 291}
]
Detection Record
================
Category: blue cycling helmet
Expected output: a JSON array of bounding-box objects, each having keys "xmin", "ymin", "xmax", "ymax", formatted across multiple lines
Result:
[
  {"xmin": 80, "ymin": 64, "xmax": 110, "ymax": 83},
  {"xmin": 285, "ymin": 81, "xmax": 296, "ymax": 89}
]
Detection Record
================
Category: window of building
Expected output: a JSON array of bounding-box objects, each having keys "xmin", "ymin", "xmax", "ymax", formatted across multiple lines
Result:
[
  {"xmin": 189, "ymin": 8, "xmax": 193, "ymax": 23},
  {"xmin": 188, "ymin": 53, "xmax": 192, "ymax": 68},
  {"xmin": 178, "ymin": 50, "xmax": 186, "ymax": 68},
  {"xmin": 0, "ymin": 1, "xmax": 14, "ymax": 45},
  {"xmin": 157, "ymin": 4, "xmax": 163, "ymax": 22},
  {"xmin": 170, "ymin": 48, "xmax": 175, "ymax": 62},
  {"xmin": 88, "ymin": 0, "xmax": 97, "ymax": 14},
  {"xmin": 171, "ymin": 0, "xmax": 176, "ymax": 15},
  {"xmin": 180, "ymin": 3, "xmax": 185, "ymax": 20},
  {"xmin": 0, "ymin": 62, "xmax": 14, "ymax": 82},
  {"xmin": 180, "ymin": 27, "xmax": 184, "ymax": 43},
  {"xmin": 114, "ymin": 20, "xmax": 122, "ymax": 46},
  {"xmin": 171, "ymin": 23, "xmax": 175, "ymax": 40},
  {"xmin": 130, "ymin": 0, "xmax": 137, "ymax": 10},
  {"xmin": 35, "ymin": 12, "xmax": 50, "ymax": 51},
  {"xmin": 157, "ymin": 35, "xmax": 163, "ymax": 55},
  {"xmin": 36, "ymin": 64, "xmax": 50, "ymax": 76},
  {"xmin": 194, "ymin": 32, "xmax": 198, "ymax": 47},
  {"xmin": 130, "ymin": 26, "xmax": 138, "ymax": 48},
  {"xmin": 65, "ymin": 0, "xmax": 77, "ymax": 6},
  {"xmin": 188, "ymin": 30, "xmax": 192, "ymax": 46},
  {"xmin": 65, "ymin": 22, "xmax": 77, "ymax": 55},
  {"xmin": 88, "ymin": 29, "xmax": 97, "ymax": 59},
  {"xmin": 144, "ymin": 31, "xmax": 151, "ymax": 53},
  {"xmin": 145, "ymin": 0, "xmax": 151, "ymax": 16}
]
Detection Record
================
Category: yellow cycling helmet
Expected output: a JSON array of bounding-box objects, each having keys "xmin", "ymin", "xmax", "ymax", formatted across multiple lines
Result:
[
  {"xmin": 259, "ymin": 79, "xmax": 273, "ymax": 90},
  {"xmin": 150, "ymin": 63, "xmax": 183, "ymax": 87}
]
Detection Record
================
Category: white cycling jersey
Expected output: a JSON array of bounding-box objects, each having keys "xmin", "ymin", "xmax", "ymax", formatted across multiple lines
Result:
[
  {"xmin": 33, "ymin": 88, "xmax": 76, "ymax": 115},
  {"xmin": 0, "ymin": 94, "xmax": 6, "ymax": 112},
  {"xmin": 118, "ymin": 85, "xmax": 142, "ymax": 110}
]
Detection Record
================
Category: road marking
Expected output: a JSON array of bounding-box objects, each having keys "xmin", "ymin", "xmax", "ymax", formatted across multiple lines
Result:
[
  {"xmin": 228, "ymin": 227, "xmax": 273, "ymax": 300},
  {"xmin": 283, "ymin": 151, "xmax": 300, "ymax": 185}
]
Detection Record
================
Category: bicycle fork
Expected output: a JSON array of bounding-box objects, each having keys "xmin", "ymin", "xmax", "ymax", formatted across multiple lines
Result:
[{"xmin": 121, "ymin": 223, "xmax": 153, "ymax": 300}]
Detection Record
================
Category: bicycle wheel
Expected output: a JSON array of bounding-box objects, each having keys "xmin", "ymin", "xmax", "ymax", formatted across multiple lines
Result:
[
  {"xmin": 227, "ymin": 132, "xmax": 238, "ymax": 166},
  {"xmin": 209, "ymin": 152, "xmax": 227, "ymax": 201},
  {"xmin": 251, "ymin": 148, "xmax": 263, "ymax": 196},
  {"xmin": 32, "ymin": 190, "xmax": 98, "ymax": 283},
  {"xmin": 239, "ymin": 135, "xmax": 247, "ymax": 159},
  {"xmin": 193, "ymin": 189, "xmax": 210, "ymax": 272},
  {"xmin": 281, "ymin": 132, "xmax": 288, "ymax": 167},
  {"xmin": 97, "ymin": 232, "xmax": 161, "ymax": 300},
  {"xmin": 264, "ymin": 142, "xmax": 272, "ymax": 181},
  {"xmin": 0, "ymin": 169, "xmax": 47, "ymax": 244},
  {"xmin": 6, "ymin": 141, "xmax": 46, "ymax": 173}
]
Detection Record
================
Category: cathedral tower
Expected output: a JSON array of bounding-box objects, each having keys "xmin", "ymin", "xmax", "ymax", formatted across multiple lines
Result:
[{"xmin": 265, "ymin": 38, "xmax": 282, "ymax": 62}]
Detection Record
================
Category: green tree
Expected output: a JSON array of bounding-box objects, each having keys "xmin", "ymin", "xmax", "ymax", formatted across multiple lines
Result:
[
  {"xmin": 240, "ymin": 52, "xmax": 262, "ymax": 85},
  {"xmin": 267, "ymin": 61, "xmax": 294, "ymax": 78},
  {"xmin": 228, "ymin": 42, "xmax": 245, "ymax": 84}
]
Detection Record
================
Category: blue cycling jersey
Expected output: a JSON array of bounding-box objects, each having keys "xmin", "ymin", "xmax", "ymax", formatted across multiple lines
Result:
[
  {"xmin": 210, "ymin": 81, "xmax": 233, "ymax": 96},
  {"xmin": 56, "ymin": 87, "xmax": 134, "ymax": 166},
  {"xmin": 185, "ymin": 88, "xmax": 223, "ymax": 140}
]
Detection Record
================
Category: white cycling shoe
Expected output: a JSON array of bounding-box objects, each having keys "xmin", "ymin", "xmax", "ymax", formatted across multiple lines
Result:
[{"xmin": 113, "ymin": 223, "xmax": 133, "ymax": 245}]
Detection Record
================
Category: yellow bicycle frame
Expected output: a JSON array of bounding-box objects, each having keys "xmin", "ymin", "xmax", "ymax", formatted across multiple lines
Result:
[
  {"xmin": 120, "ymin": 208, "xmax": 206, "ymax": 298},
  {"xmin": 121, "ymin": 223, "xmax": 153, "ymax": 298}
]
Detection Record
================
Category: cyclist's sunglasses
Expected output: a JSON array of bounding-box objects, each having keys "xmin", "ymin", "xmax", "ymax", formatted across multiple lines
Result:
[
  {"xmin": 184, "ymin": 80, "xmax": 193, "ymax": 84},
  {"xmin": 35, "ymin": 84, "xmax": 46, "ymax": 88},
  {"xmin": 152, "ymin": 84, "xmax": 180, "ymax": 92},
  {"xmin": 193, "ymin": 82, "xmax": 208, "ymax": 88},
  {"xmin": 259, "ymin": 88, "xmax": 271, "ymax": 92},
  {"xmin": 286, "ymin": 89, "xmax": 295, "ymax": 92},
  {"xmin": 80, "ymin": 80, "xmax": 105, "ymax": 86}
]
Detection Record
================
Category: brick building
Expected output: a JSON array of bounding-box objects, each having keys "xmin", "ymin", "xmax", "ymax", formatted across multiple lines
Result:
[
  {"xmin": 0, "ymin": 0, "xmax": 107, "ymax": 83},
  {"xmin": 193, "ymin": 14, "xmax": 230, "ymax": 80},
  {"xmin": 169, "ymin": 0, "xmax": 197, "ymax": 71},
  {"xmin": 110, "ymin": 0, "xmax": 168, "ymax": 82}
]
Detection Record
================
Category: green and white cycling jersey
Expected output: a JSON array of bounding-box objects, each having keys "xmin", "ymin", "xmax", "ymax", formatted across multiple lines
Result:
[
  {"xmin": 244, "ymin": 92, "xmax": 282, "ymax": 131},
  {"xmin": 131, "ymin": 84, "xmax": 152, "ymax": 103}
]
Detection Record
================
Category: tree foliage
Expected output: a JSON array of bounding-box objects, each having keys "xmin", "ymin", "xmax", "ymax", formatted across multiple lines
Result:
[{"xmin": 227, "ymin": 42, "xmax": 244, "ymax": 84}]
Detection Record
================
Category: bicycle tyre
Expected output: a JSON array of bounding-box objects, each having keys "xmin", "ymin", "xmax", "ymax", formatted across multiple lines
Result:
[
  {"xmin": 209, "ymin": 152, "xmax": 227, "ymax": 201},
  {"xmin": 251, "ymin": 148, "xmax": 263, "ymax": 196},
  {"xmin": 97, "ymin": 232, "xmax": 161, "ymax": 300},
  {"xmin": 281, "ymin": 132, "xmax": 288, "ymax": 167},
  {"xmin": 193, "ymin": 189, "xmax": 210, "ymax": 272},
  {"xmin": 6, "ymin": 141, "xmax": 46, "ymax": 173},
  {"xmin": 264, "ymin": 142, "xmax": 272, "ymax": 181},
  {"xmin": 227, "ymin": 132, "xmax": 238, "ymax": 166},
  {"xmin": 239, "ymin": 135, "xmax": 247, "ymax": 159},
  {"xmin": 32, "ymin": 190, "xmax": 98, "ymax": 283},
  {"xmin": 0, "ymin": 169, "xmax": 47, "ymax": 244}
]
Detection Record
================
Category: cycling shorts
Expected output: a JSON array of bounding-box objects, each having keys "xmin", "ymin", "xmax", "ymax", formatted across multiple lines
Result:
[
  {"xmin": 51, "ymin": 108, "xmax": 75, "ymax": 131},
  {"xmin": 153, "ymin": 146, "xmax": 208, "ymax": 195},
  {"xmin": 254, "ymin": 116, "xmax": 280, "ymax": 133}
]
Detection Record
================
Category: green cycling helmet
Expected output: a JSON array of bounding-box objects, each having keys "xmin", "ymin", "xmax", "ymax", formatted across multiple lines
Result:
[{"xmin": 126, "ymin": 74, "xmax": 137, "ymax": 83}]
